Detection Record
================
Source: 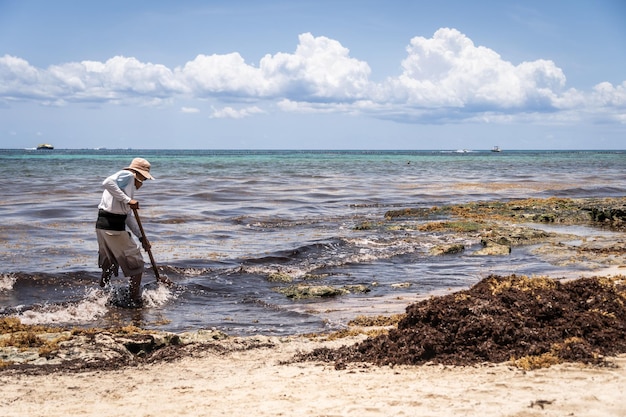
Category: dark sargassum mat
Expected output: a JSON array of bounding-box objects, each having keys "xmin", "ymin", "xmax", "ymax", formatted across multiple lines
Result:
[{"xmin": 298, "ymin": 274, "xmax": 626, "ymax": 368}]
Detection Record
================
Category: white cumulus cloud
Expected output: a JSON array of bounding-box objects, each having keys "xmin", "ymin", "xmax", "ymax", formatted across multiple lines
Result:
[
  {"xmin": 210, "ymin": 105, "xmax": 264, "ymax": 119},
  {"xmin": 0, "ymin": 29, "xmax": 624, "ymax": 125},
  {"xmin": 258, "ymin": 32, "xmax": 371, "ymax": 100},
  {"xmin": 0, "ymin": 55, "xmax": 49, "ymax": 100},
  {"xmin": 379, "ymin": 28, "xmax": 566, "ymax": 112},
  {"xmin": 51, "ymin": 56, "xmax": 183, "ymax": 100},
  {"xmin": 177, "ymin": 53, "xmax": 267, "ymax": 97}
]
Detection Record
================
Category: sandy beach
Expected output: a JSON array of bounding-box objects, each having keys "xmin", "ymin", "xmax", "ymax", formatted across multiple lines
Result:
[{"xmin": 1, "ymin": 333, "xmax": 625, "ymax": 417}]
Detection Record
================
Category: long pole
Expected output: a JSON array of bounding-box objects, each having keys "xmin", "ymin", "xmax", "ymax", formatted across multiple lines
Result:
[{"xmin": 132, "ymin": 207, "xmax": 172, "ymax": 286}]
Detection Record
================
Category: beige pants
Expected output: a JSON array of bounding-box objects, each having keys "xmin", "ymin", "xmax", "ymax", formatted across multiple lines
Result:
[{"xmin": 96, "ymin": 229, "xmax": 145, "ymax": 277}]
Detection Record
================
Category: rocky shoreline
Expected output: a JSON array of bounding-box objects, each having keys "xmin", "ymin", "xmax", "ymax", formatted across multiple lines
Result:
[
  {"xmin": 0, "ymin": 319, "xmax": 284, "ymax": 375},
  {"xmin": 2, "ymin": 196, "xmax": 626, "ymax": 374},
  {"xmin": 385, "ymin": 196, "xmax": 626, "ymax": 230}
]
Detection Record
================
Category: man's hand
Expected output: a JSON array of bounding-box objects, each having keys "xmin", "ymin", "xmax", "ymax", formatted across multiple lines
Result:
[
  {"xmin": 140, "ymin": 237, "xmax": 151, "ymax": 252},
  {"xmin": 129, "ymin": 199, "xmax": 139, "ymax": 209}
]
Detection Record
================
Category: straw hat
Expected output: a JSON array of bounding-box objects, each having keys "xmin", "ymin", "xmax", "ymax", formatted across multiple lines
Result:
[{"xmin": 125, "ymin": 157, "xmax": 155, "ymax": 180}]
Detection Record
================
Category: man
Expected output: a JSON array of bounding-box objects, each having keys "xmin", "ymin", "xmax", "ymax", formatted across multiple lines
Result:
[{"xmin": 96, "ymin": 157, "xmax": 154, "ymax": 303}]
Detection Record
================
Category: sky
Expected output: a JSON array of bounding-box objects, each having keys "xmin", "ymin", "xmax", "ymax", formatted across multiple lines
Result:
[{"xmin": 0, "ymin": 0, "xmax": 624, "ymax": 150}]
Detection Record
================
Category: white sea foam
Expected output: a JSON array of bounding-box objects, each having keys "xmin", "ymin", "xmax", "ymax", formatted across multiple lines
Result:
[
  {"xmin": 241, "ymin": 265, "xmax": 308, "ymax": 280},
  {"xmin": 18, "ymin": 288, "xmax": 109, "ymax": 326},
  {"xmin": 142, "ymin": 284, "xmax": 175, "ymax": 307},
  {"xmin": 0, "ymin": 273, "xmax": 17, "ymax": 291},
  {"xmin": 345, "ymin": 238, "xmax": 386, "ymax": 247}
]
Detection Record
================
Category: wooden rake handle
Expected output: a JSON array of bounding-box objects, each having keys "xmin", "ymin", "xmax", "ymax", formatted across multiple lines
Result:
[{"xmin": 132, "ymin": 207, "xmax": 173, "ymax": 286}]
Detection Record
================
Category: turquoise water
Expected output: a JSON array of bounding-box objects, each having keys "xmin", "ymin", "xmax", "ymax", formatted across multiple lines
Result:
[{"xmin": 1, "ymin": 149, "xmax": 625, "ymax": 334}]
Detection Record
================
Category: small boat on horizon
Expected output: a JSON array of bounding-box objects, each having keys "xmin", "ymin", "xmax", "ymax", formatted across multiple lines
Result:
[
  {"xmin": 36, "ymin": 144, "xmax": 54, "ymax": 150},
  {"xmin": 491, "ymin": 146, "xmax": 502, "ymax": 152}
]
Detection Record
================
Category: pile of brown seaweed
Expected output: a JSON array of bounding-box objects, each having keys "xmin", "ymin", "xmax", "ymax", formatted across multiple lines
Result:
[{"xmin": 298, "ymin": 274, "xmax": 626, "ymax": 369}]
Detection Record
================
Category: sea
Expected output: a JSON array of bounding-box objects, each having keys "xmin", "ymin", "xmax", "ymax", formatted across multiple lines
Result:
[{"xmin": 1, "ymin": 149, "xmax": 625, "ymax": 336}]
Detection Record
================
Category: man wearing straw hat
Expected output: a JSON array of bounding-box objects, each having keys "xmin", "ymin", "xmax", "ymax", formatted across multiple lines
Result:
[{"xmin": 96, "ymin": 157, "xmax": 154, "ymax": 304}]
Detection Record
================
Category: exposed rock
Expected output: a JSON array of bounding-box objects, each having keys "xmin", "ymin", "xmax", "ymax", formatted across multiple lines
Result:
[
  {"xmin": 588, "ymin": 205, "xmax": 626, "ymax": 229},
  {"xmin": 0, "ymin": 322, "xmax": 279, "ymax": 375},
  {"xmin": 274, "ymin": 284, "xmax": 370, "ymax": 299},
  {"xmin": 472, "ymin": 241, "xmax": 511, "ymax": 256},
  {"xmin": 429, "ymin": 244, "xmax": 465, "ymax": 256},
  {"xmin": 267, "ymin": 272, "xmax": 294, "ymax": 283},
  {"xmin": 385, "ymin": 197, "xmax": 626, "ymax": 231},
  {"xmin": 479, "ymin": 226, "xmax": 554, "ymax": 246}
]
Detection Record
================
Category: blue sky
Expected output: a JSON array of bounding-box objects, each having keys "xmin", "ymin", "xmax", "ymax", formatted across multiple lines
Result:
[{"xmin": 0, "ymin": 0, "xmax": 624, "ymax": 150}]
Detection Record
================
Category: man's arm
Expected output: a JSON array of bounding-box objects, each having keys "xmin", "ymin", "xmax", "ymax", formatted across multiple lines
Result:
[{"xmin": 102, "ymin": 172, "xmax": 133, "ymax": 205}]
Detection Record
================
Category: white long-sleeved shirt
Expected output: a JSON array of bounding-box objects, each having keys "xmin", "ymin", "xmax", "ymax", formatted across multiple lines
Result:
[{"xmin": 98, "ymin": 169, "xmax": 141, "ymax": 238}]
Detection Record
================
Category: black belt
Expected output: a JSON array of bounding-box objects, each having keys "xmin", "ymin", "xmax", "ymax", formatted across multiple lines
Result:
[{"xmin": 96, "ymin": 209, "xmax": 127, "ymax": 231}]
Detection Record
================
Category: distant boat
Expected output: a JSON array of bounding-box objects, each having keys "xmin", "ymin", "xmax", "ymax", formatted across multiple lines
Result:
[
  {"xmin": 36, "ymin": 144, "xmax": 54, "ymax": 150},
  {"xmin": 491, "ymin": 146, "xmax": 502, "ymax": 152}
]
